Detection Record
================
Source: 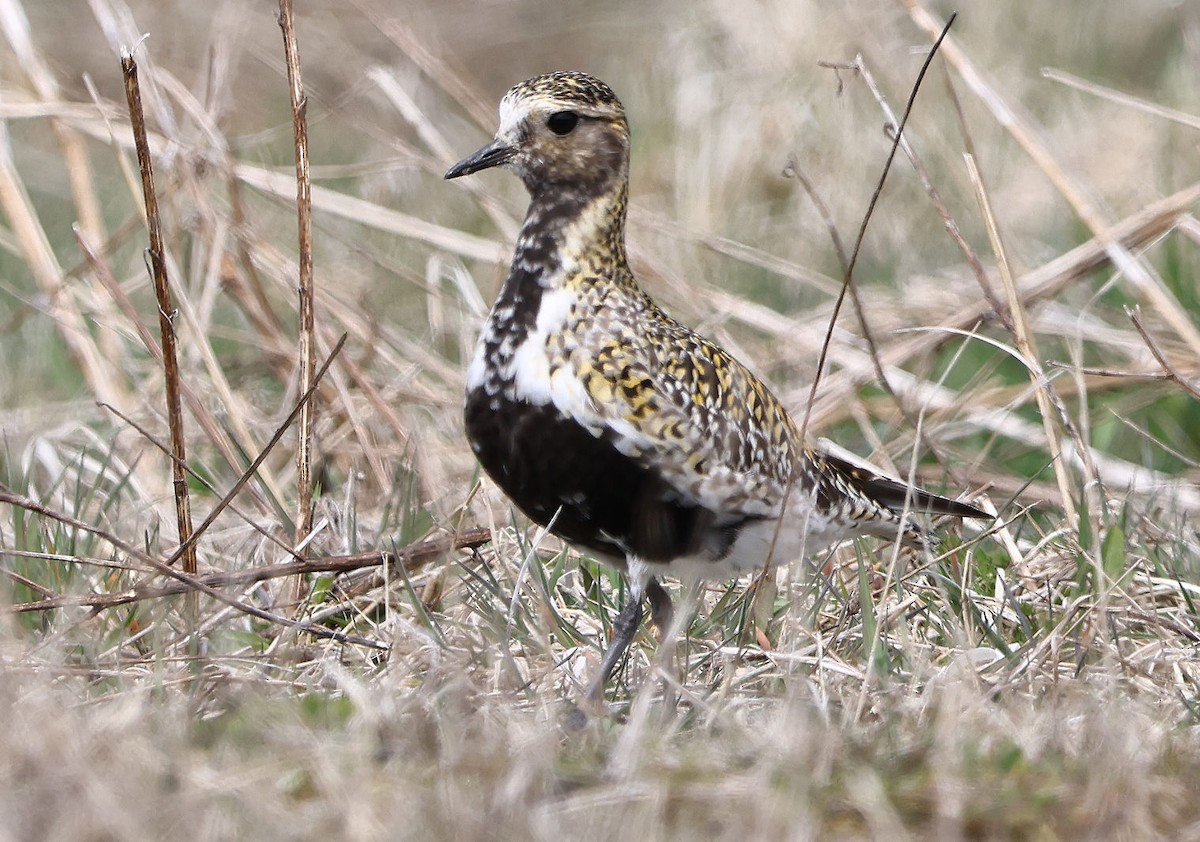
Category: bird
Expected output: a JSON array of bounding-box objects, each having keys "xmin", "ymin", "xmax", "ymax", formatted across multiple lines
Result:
[{"xmin": 445, "ymin": 71, "xmax": 989, "ymax": 701}]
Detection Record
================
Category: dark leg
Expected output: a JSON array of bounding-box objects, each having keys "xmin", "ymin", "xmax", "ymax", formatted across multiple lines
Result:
[
  {"xmin": 645, "ymin": 577, "xmax": 681, "ymax": 715},
  {"xmin": 646, "ymin": 577, "xmax": 673, "ymax": 639},
  {"xmin": 586, "ymin": 582, "xmax": 646, "ymax": 702}
]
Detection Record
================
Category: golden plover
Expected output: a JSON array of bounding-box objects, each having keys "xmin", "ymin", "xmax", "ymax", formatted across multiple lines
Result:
[{"xmin": 446, "ymin": 71, "xmax": 988, "ymax": 699}]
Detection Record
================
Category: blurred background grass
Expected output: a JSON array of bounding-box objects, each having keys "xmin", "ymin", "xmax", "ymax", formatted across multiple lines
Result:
[{"xmin": 1, "ymin": 0, "xmax": 1200, "ymax": 838}]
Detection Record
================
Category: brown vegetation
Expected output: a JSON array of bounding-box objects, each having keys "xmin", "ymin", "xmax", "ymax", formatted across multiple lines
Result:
[{"xmin": 1, "ymin": 0, "xmax": 1199, "ymax": 837}]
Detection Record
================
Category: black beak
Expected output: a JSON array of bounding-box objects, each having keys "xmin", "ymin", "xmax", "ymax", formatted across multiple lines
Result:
[{"xmin": 444, "ymin": 138, "xmax": 516, "ymax": 179}]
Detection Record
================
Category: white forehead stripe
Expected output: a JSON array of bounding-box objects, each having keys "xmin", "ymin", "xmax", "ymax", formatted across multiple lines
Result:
[{"xmin": 497, "ymin": 93, "xmax": 528, "ymax": 142}]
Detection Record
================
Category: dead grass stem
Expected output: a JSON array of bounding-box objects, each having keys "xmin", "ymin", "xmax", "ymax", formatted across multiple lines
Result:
[{"xmin": 0, "ymin": 1, "xmax": 1198, "ymax": 837}]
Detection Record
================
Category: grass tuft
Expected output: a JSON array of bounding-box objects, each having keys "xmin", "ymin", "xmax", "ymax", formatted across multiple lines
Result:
[{"xmin": 0, "ymin": 0, "xmax": 1199, "ymax": 836}]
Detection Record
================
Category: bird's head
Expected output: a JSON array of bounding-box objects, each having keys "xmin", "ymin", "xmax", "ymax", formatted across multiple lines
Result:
[{"xmin": 445, "ymin": 71, "xmax": 630, "ymax": 197}]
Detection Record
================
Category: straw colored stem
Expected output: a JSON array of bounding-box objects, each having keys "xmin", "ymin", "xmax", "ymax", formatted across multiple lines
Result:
[
  {"xmin": 0, "ymin": 485, "xmax": 384, "ymax": 650},
  {"xmin": 902, "ymin": 0, "xmax": 1200, "ymax": 361},
  {"xmin": 120, "ymin": 52, "xmax": 197, "ymax": 578},
  {"xmin": 4, "ymin": 527, "xmax": 491, "ymax": 615},
  {"xmin": 278, "ymin": 0, "xmax": 317, "ymax": 546}
]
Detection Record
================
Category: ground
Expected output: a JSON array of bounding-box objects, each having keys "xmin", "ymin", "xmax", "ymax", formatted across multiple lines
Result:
[{"xmin": 1, "ymin": 0, "xmax": 1199, "ymax": 838}]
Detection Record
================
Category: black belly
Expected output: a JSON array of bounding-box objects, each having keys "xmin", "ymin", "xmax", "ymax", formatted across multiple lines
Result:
[{"xmin": 465, "ymin": 391, "xmax": 743, "ymax": 563}]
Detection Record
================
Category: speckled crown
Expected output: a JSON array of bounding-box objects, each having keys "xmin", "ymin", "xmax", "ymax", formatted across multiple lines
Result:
[{"xmin": 504, "ymin": 71, "xmax": 623, "ymax": 112}]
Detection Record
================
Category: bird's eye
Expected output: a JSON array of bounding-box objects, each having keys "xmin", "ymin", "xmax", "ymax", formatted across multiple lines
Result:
[{"xmin": 546, "ymin": 110, "xmax": 579, "ymax": 135}]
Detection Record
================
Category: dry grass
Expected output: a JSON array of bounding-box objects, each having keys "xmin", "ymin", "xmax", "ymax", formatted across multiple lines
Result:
[{"xmin": 2, "ymin": 0, "xmax": 1200, "ymax": 838}]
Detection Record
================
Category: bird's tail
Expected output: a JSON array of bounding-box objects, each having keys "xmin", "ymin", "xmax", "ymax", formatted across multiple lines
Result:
[{"xmin": 809, "ymin": 448, "xmax": 991, "ymax": 548}]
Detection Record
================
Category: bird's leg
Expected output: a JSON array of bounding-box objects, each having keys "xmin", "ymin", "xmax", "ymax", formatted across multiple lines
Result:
[
  {"xmin": 652, "ymin": 578, "xmax": 702, "ymax": 716},
  {"xmin": 645, "ymin": 577, "xmax": 681, "ymax": 714},
  {"xmin": 646, "ymin": 577, "xmax": 673, "ymax": 639},
  {"xmin": 586, "ymin": 577, "xmax": 646, "ymax": 703}
]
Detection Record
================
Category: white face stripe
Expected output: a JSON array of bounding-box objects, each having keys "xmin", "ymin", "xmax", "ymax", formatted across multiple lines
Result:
[
  {"xmin": 496, "ymin": 93, "xmax": 527, "ymax": 145},
  {"xmin": 495, "ymin": 89, "xmax": 612, "ymax": 148}
]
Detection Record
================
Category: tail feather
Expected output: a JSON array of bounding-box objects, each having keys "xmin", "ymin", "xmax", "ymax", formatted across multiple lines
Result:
[{"xmin": 815, "ymin": 450, "xmax": 990, "ymax": 521}]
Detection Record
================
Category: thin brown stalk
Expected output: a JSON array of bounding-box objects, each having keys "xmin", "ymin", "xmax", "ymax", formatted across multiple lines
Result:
[
  {"xmin": 121, "ymin": 52, "xmax": 196, "ymax": 579},
  {"xmin": 19, "ymin": 329, "xmax": 343, "ymax": 637},
  {"xmin": 797, "ymin": 14, "xmax": 956, "ymax": 446},
  {"xmin": 808, "ymin": 179, "xmax": 1200, "ymax": 431},
  {"xmin": 1046, "ymin": 363, "xmax": 1172, "ymax": 381},
  {"xmin": 73, "ymin": 225, "xmax": 275, "ymax": 516},
  {"xmin": 161, "ymin": 335, "xmax": 348, "ymax": 572},
  {"xmin": 1041, "ymin": 67, "xmax": 1200, "ymax": 132},
  {"xmin": 233, "ymin": 162, "xmax": 505, "ymax": 262},
  {"xmin": 278, "ymin": 0, "xmax": 316, "ymax": 545},
  {"xmin": 370, "ymin": 67, "xmax": 517, "ymax": 240},
  {"xmin": 346, "ymin": 0, "xmax": 494, "ymax": 128},
  {"xmin": 965, "ymin": 152, "xmax": 1080, "ymax": 529},
  {"xmin": 0, "ymin": 112, "xmax": 130, "ymax": 414},
  {"xmin": 0, "ymin": 0, "xmax": 104, "ymax": 241},
  {"xmin": 855, "ymin": 57, "xmax": 1011, "ymax": 331},
  {"xmin": 902, "ymin": 0, "xmax": 1200, "ymax": 361},
  {"xmin": 0, "ymin": 0, "xmax": 128, "ymax": 382},
  {"xmin": 0, "ymin": 484, "xmax": 385, "ymax": 650},
  {"xmin": 67, "ymin": 335, "xmax": 352, "ymax": 638},
  {"xmin": 3, "ymin": 527, "xmax": 491, "ymax": 615},
  {"xmin": 1128, "ymin": 306, "xmax": 1200, "ymax": 402},
  {"xmin": 785, "ymin": 152, "xmax": 898, "ymax": 408},
  {"xmin": 97, "ymin": 400, "xmax": 297, "ymax": 562},
  {"xmin": 225, "ymin": 161, "xmax": 288, "ymax": 339},
  {"xmin": 317, "ymin": 324, "xmax": 397, "ymax": 493},
  {"xmin": 826, "ymin": 56, "xmax": 986, "ymax": 481},
  {"xmin": 757, "ymin": 17, "xmax": 956, "ymax": 636},
  {"xmin": 938, "ymin": 30, "xmax": 1100, "ymax": 525}
]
